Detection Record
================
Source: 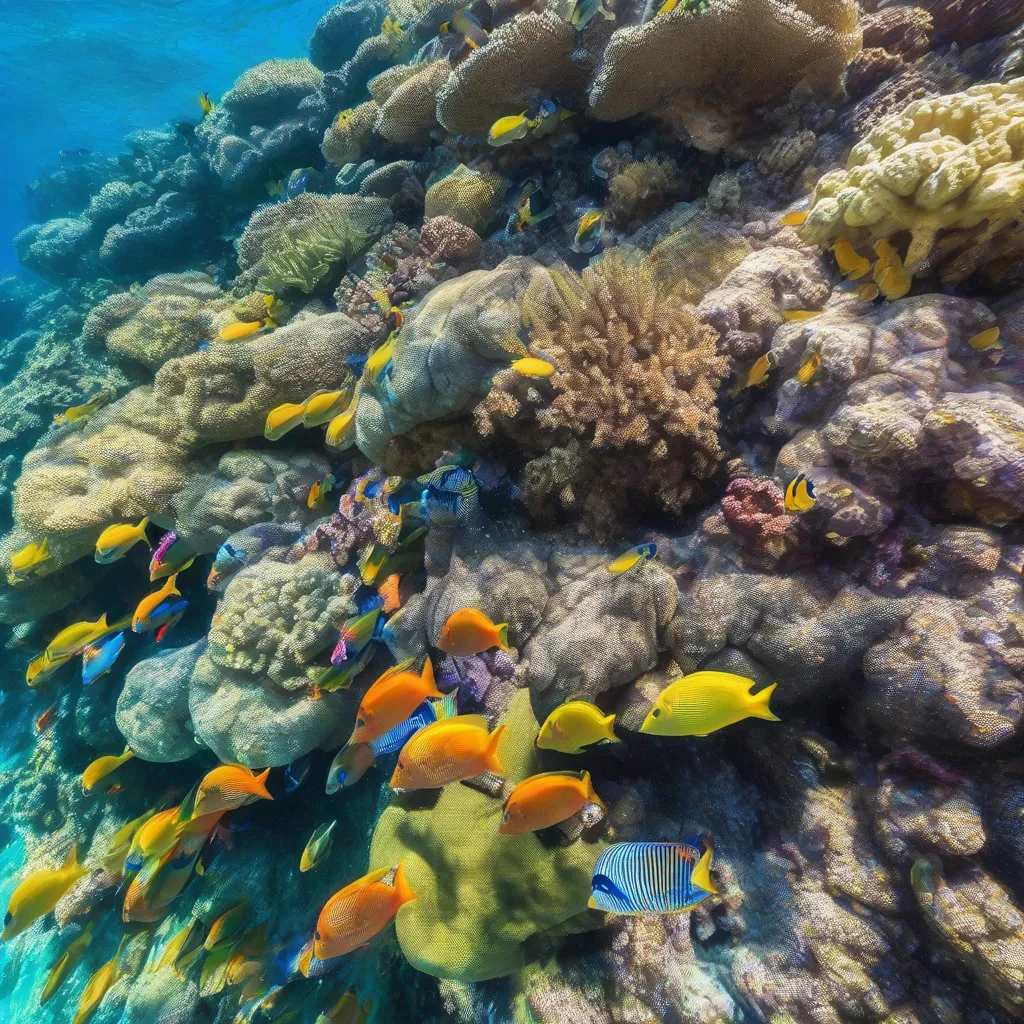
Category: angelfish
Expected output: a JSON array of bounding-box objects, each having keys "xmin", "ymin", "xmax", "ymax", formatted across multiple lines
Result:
[
  {"xmin": 300, "ymin": 821, "xmax": 337, "ymax": 872},
  {"xmin": 589, "ymin": 839, "xmax": 717, "ymax": 913},
  {"xmin": 572, "ymin": 209, "xmax": 603, "ymax": 254}
]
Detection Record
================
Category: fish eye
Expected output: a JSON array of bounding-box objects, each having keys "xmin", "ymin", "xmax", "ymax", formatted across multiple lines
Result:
[
  {"xmin": 398, "ymin": 761, "xmax": 405, "ymax": 770},
  {"xmin": 356, "ymin": 718, "xmax": 365, "ymax": 728},
  {"xmin": 336, "ymin": 771, "xmax": 347, "ymax": 783},
  {"xmin": 651, "ymin": 708, "xmax": 661, "ymax": 718}
]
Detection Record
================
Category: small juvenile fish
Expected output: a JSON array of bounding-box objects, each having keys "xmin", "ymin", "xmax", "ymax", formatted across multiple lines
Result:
[
  {"xmin": 132, "ymin": 573, "xmax": 184, "ymax": 633},
  {"xmin": 784, "ymin": 472, "xmax": 816, "ymax": 512},
  {"xmin": 265, "ymin": 402, "xmax": 307, "ymax": 441},
  {"xmin": 207, "ymin": 541, "xmax": 245, "ymax": 590},
  {"xmin": 314, "ymin": 643, "xmax": 375, "ymax": 698},
  {"xmin": 81, "ymin": 631, "xmax": 125, "ymax": 686},
  {"xmin": 488, "ymin": 112, "xmax": 535, "ymax": 147},
  {"xmin": 83, "ymin": 748, "xmax": 134, "ymax": 793},
  {"xmin": 205, "ymin": 900, "xmax": 248, "ymax": 950},
  {"xmin": 72, "ymin": 933, "xmax": 131, "ymax": 1024},
  {"xmin": 780, "ymin": 210, "xmax": 808, "ymax": 226},
  {"xmin": 831, "ymin": 237, "xmax": 871, "ymax": 280},
  {"xmin": 371, "ymin": 691, "xmax": 458, "ymax": 757},
  {"xmin": 192, "ymin": 764, "xmax": 273, "ymax": 819},
  {"xmin": 331, "ymin": 607, "xmax": 382, "ymax": 665},
  {"xmin": 437, "ymin": 608, "xmax": 509, "ymax": 657},
  {"xmin": 40, "ymin": 921, "xmax": 94, "ymax": 1006},
  {"xmin": 303, "ymin": 389, "xmax": 350, "ymax": 427},
  {"xmin": 325, "ymin": 742, "xmax": 375, "ymax": 794},
  {"xmin": 53, "ymin": 391, "xmax": 111, "ymax": 427},
  {"xmin": 350, "ymin": 658, "xmax": 443, "ymax": 744},
  {"xmin": 746, "ymin": 351, "xmax": 777, "ymax": 388},
  {"xmin": 9, "ymin": 538, "xmax": 51, "ymax": 582},
  {"xmin": 95, "ymin": 518, "xmax": 150, "ymax": 563},
  {"xmin": 641, "ymin": 671, "xmax": 779, "ymax": 736},
  {"xmin": 589, "ymin": 839, "xmax": 716, "ymax": 914},
  {"xmin": 309, "ymin": 863, "xmax": 416, "ymax": 965},
  {"xmin": 856, "ymin": 282, "xmax": 880, "ymax": 302},
  {"xmin": 3, "ymin": 843, "xmax": 89, "ymax": 940},
  {"xmin": 439, "ymin": 8, "xmax": 489, "ymax": 49},
  {"xmin": 782, "ymin": 310, "xmax": 821, "ymax": 322},
  {"xmin": 390, "ymin": 715, "xmax": 504, "ymax": 791},
  {"xmin": 537, "ymin": 700, "xmax": 619, "ymax": 754},
  {"xmin": 570, "ymin": 0, "xmax": 615, "ymax": 30},
  {"xmin": 968, "ymin": 327, "xmax": 1003, "ymax": 352},
  {"xmin": 796, "ymin": 351, "xmax": 821, "ymax": 386},
  {"xmin": 500, "ymin": 770, "xmax": 606, "ymax": 834},
  {"xmin": 607, "ymin": 542, "xmax": 657, "ymax": 575},
  {"xmin": 199, "ymin": 91, "xmax": 213, "ymax": 115},
  {"xmin": 284, "ymin": 754, "xmax": 311, "ymax": 794},
  {"xmin": 300, "ymin": 820, "xmax": 337, "ymax": 872},
  {"xmin": 572, "ymin": 209, "xmax": 604, "ymax": 254},
  {"xmin": 34, "ymin": 703, "xmax": 57, "ymax": 733},
  {"xmin": 511, "ymin": 356, "xmax": 556, "ymax": 378}
]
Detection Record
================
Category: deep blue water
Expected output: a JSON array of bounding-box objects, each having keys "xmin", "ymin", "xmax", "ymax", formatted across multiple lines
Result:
[{"xmin": 0, "ymin": 0, "xmax": 334, "ymax": 275}]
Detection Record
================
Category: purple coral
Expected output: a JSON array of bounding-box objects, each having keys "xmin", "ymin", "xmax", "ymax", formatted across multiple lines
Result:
[{"xmin": 721, "ymin": 477, "xmax": 806, "ymax": 564}]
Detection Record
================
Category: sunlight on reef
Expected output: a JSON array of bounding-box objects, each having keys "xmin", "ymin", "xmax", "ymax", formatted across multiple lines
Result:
[{"xmin": 2, "ymin": 0, "xmax": 1024, "ymax": 1021}]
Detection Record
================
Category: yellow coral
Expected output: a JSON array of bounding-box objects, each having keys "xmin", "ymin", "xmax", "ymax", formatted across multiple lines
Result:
[
  {"xmin": 321, "ymin": 100, "xmax": 380, "ymax": 166},
  {"xmin": 801, "ymin": 78, "xmax": 1024, "ymax": 272},
  {"xmin": 424, "ymin": 165, "xmax": 508, "ymax": 233}
]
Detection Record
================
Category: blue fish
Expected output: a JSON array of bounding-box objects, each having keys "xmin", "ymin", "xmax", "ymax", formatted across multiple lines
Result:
[
  {"xmin": 370, "ymin": 691, "xmax": 458, "ymax": 756},
  {"xmin": 81, "ymin": 631, "xmax": 125, "ymax": 686},
  {"xmin": 588, "ymin": 839, "xmax": 717, "ymax": 914},
  {"xmin": 417, "ymin": 466, "xmax": 479, "ymax": 528},
  {"xmin": 208, "ymin": 542, "xmax": 246, "ymax": 590},
  {"xmin": 284, "ymin": 755, "xmax": 311, "ymax": 794}
]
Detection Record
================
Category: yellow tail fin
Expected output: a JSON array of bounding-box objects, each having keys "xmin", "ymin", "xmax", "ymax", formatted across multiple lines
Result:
[
  {"xmin": 691, "ymin": 841, "xmax": 717, "ymax": 895},
  {"xmin": 483, "ymin": 725, "xmax": 506, "ymax": 775},
  {"xmin": 602, "ymin": 712, "xmax": 621, "ymax": 743},
  {"xmin": 392, "ymin": 860, "xmax": 417, "ymax": 906},
  {"xmin": 137, "ymin": 517, "xmax": 152, "ymax": 549},
  {"xmin": 496, "ymin": 623, "xmax": 510, "ymax": 651},
  {"xmin": 61, "ymin": 841, "xmax": 80, "ymax": 871},
  {"xmin": 749, "ymin": 682, "xmax": 780, "ymax": 721}
]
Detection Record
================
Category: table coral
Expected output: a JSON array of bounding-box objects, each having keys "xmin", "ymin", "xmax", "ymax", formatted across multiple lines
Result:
[
  {"xmin": 369, "ymin": 689, "xmax": 605, "ymax": 982},
  {"xmin": 310, "ymin": 0, "xmax": 387, "ymax": 71}
]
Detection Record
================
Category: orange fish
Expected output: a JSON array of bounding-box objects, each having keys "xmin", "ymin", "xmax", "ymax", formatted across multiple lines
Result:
[
  {"xmin": 378, "ymin": 574, "xmax": 402, "ymax": 613},
  {"xmin": 390, "ymin": 715, "xmax": 505, "ymax": 791},
  {"xmin": 35, "ymin": 704, "xmax": 57, "ymax": 733},
  {"xmin": 499, "ymin": 770, "xmax": 606, "ymax": 835},
  {"xmin": 350, "ymin": 658, "xmax": 443, "ymax": 745},
  {"xmin": 436, "ymin": 608, "xmax": 510, "ymax": 657},
  {"xmin": 191, "ymin": 764, "xmax": 273, "ymax": 819},
  {"xmin": 132, "ymin": 573, "xmax": 180, "ymax": 633},
  {"xmin": 309, "ymin": 863, "xmax": 416, "ymax": 965}
]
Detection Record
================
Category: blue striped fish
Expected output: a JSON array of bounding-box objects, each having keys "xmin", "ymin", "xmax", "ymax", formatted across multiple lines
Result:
[
  {"xmin": 589, "ymin": 839, "xmax": 717, "ymax": 914},
  {"xmin": 417, "ymin": 466, "xmax": 479, "ymax": 528},
  {"xmin": 370, "ymin": 691, "xmax": 458, "ymax": 756}
]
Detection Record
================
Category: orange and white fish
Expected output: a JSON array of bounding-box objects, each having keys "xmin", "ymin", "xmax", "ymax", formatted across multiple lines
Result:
[{"xmin": 390, "ymin": 715, "xmax": 505, "ymax": 791}]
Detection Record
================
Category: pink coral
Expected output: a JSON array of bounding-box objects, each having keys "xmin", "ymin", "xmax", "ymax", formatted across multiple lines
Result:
[
  {"xmin": 419, "ymin": 216, "xmax": 482, "ymax": 265},
  {"xmin": 720, "ymin": 478, "xmax": 809, "ymax": 566}
]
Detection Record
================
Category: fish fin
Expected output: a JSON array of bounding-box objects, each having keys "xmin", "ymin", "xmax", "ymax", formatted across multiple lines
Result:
[
  {"xmin": 582, "ymin": 770, "xmax": 607, "ymax": 812},
  {"xmin": 438, "ymin": 690, "xmax": 458, "ymax": 719},
  {"xmin": 691, "ymin": 841, "xmax": 717, "ymax": 894},
  {"xmin": 108, "ymin": 613, "xmax": 134, "ymax": 632},
  {"xmin": 163, "ymin": 573, "xmax": 180, "ymax": 597},
  {"xmin": 496, "ymin": 623, "xmax": 510, "ymax": 651},
  {"xmin": 420, "ymin": 657, "xmax": 444, "ymax": 699},
  {"xmin": 391, "ymin": 861, "xmax": 417, "ymax": 905},
  {"xmin": 138, "ymin": 517, "xmax": 152, "ymax": 549},
  {"xmin": 483, "ymin": 725, "xmax": 506, "ymax": 775},
  {"xmin": 749, "ymin": 682, "xmax": 780, "ymax": 721},
  {"xmin": 61, "ymin": 841, "xmax": 81, "ymax": 871},
  {"xmin": 602, "ymin": 713, "xmax": 621, "ymax": 742},
  {"xmin": 587, "ymin": 895, "xmax": 600, "ymax": 910},
  {"xmin": 252, "ymin": 768, "xmax": 273, "ymax": 800}
]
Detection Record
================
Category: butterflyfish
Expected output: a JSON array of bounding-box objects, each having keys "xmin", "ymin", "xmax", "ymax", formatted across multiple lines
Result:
[
  {"xmin": 640, "ymin": 670, "xmax": 780, "ymax": 736},
  {"xmin": 607, "ymin": 542, "xmax": 657, "ymax": 575},
  {"xmin": 537, "ymin": 700, "xmax": 619, "ymax": 754},
  {"xmin": 350, "ymin": 657, "xmax": 443, "ymax": 745},
  {"xmin": 436, "ymin": 607, "xmax": 509, "ymax": 657},
  {"xmin": 500, "ymin": 770, "xmax": 606, "ymax": 834},
  {"xmin": 83, "ymin": 747, "xmax": 134, "ymax": 793},
  {"xmin": 784, "ymin": 472, "xmax": 816, "ymax": 512},
  {"xmin": 3, "ymin": 842, "xmax": 89, "ymax": 940},
  {"xmin": 572, "ymin": 209, "xmax": 603, "ymax": 254},
  {"xmin": 589, "ymin": 839, "xmax": 717, "ymax": 913},
  {"xmin": 389, "ymin": 715, "xmax": 505, "ymax": 791},
  {"xmin": 300, "ymin": 820, "xmax": 337, "ymax": 872},
  {"xmin": 796, "ymin": 351, "xmax": 821, "ymax": 386},
  {"xmin": 746, "ymin": 351, "xmax": 776, "ymax": 388},
  {"xmin": 95, "ymin": 518, "xmax": 150, "ymax": 563}
]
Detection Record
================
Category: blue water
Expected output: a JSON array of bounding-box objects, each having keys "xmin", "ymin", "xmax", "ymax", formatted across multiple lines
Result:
[{"xmin": 0, "ymin": 0, "xmax": 334, "ymax": 276}]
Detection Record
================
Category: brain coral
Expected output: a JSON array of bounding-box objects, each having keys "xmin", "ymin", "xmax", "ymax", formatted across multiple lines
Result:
[
  {"xmin": 236, "ymin": 192, "xmax": 392, "ymax": 293},
  {"xmin": 221, "ymin": 58, "xmax": 324, "ymax": 126},
  {"xmin": 423, "ymin": 165, "xmax": 508, "ymax": 233},
  {"xmin": 801, "ymin": 78, "xmax": 1024, "ymax": 272},
  {"xmin": 189, "ymin": 551, "xmax": 359, "ymax": 766},
  {"xmin": 475, "ymin": 251, "xmax": 728, "ymax": 537},
  {"xmin": 588, "ymin": 0, "xmax": 862, "ymax": 149},
  {"xmin": 369, "ymin": 689, "xmax": 604, "ymax": 982}
]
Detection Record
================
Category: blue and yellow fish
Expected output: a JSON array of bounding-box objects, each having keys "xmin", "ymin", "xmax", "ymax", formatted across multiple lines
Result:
[
  {"xmin": 589, "ymin": 838, "xmax": 717, "ymax": 914},
  {"xmin": 607, "ymin": 542, "xmax": 657, "ymax": 575},
  {"xmin": 417, "ymin": 466, "xmax": 479, "ymax": 528},
  {"xmin": 784, "ymin": 473, "xmax": 816, "ymax": 513},
  {"xmin": 440, "ymin": 7, "xmax": 489, "ymax": 49},
  {"xmin": 207, "ymin": 541, "xmax": 246, "ymax": 590},
  {"xmin": 81, "ymin": 632, "xmax": 126, "ymax": 686}
]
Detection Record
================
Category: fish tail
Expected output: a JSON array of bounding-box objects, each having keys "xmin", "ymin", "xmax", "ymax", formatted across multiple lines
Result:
[
  {"xmin": 421, "ymin": 657, "xmax": 443, "ymax": 699},
  {"xmin": 392, "ymin": 860, "xmax": 417, "ymax": 906},
  {"xmin": 483, "ymin": 725, "xmax": 506, "ymax": 775},
  {"xmin": 39, "ymin": 538, "xmax": 50, "ymax": 558},
  {"xmin": 496, "ymin": 623, "xmax": 510, "ymax": 651},
  {"xmin": 749, "ymin": 682, "xmax": 781, "ymax": 721},
  {"xmin": 164, "ymin": 573, "xmax": 180, "ymax": 597},
  {"xmin": 109, "ymin": 613, "xmax": 134, "ymax": 632},
  {"xmin": 62, "ymin": 841, "xmax": 82, "ymax": 872},
  {"xmin": 602, "ymin": 712, "xmax": 621, "ymax": 743},
  {"xmin": 252, "ymin": 768, "xmax": 274, "ymax": 800},
  {"xmin": 137, "ymin": 517, "xmax": 152, "ymax": 549},
  {"xmin": 602, "ymin": 6, "xmax": 616, "ymax": 17},
  {"xmin": 691, "ymin": 839, "xmax": 718, "ymax": 895},
  {"xmin": 583, "ymin": 770, "xmax": 607, "ymax": 812}
]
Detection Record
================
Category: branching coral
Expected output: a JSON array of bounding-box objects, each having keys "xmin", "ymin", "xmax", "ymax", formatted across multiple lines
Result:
[
  {"xmin": 588, "ymin": 0, "xmax": 862, "ymax": 149},
  {"xmin": 475, "ymin": 251, "xmax": 728, "ymax": 536},
  {"xmin": 605, "ymin": 157, "xmax": 683, "ymax": 230},
  {"xmin": 235, "ymin": 193, "xmax": 392, "ymax": 293},
  {"xmin": 801, "ymin": 78, "xmax": 1024, "ymax": 273}
]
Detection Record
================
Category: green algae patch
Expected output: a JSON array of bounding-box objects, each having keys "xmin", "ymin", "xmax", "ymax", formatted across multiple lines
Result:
[{"xmin": 369, "ymin": 689, "xmax": 606, "ymax": 982}]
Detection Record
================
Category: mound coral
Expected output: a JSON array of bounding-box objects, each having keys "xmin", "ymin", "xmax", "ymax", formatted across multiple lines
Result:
[
  {"xmin": 588, "ymin": 0, "xmax": 862, "ymax": 149},
  {"xmin": 801, "ymin": 78, "xmax": 1024, "ymax": 273},
  {"xmin": 374, "ymin": 60, "xmax": 451, "ymax": 145},
  {"xmin": 221, "ymin": 58, "xmax": 325, "ymax": 127},
  {"xmin": 369, "ymin": 690, "xmax": 604, "ymax": 982},
  {"xmin": 423, "ymin": 165, "xmax": 508, "ymax": 233},
  {"xmin": 475, "ymin": 251, "xmax": 728, "ymax": 536},
  {"xmin": 321, "ymin": 101, "xmax": 380, "ymax": 166},
  {"xmin": 235, "ymin": 193, "xmax": 392, "ymax": 293}
]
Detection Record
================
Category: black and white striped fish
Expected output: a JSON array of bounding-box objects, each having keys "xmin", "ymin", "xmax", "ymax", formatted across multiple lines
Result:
[{"xmin": 589, "ymin": 839, "xmax": 717, "ymax": 914}]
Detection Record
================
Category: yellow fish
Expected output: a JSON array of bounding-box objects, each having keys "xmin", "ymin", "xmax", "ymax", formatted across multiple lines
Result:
[
  {"xmin": 488, "ymin": 112, "xmax": 535, "ymax": 147},
  {"xmin": 205, "ymin": 901, "xmax": 249, "ymax": 950},
  {"xmin": 796, "ymin": 351, "xmax": 821, "ymax": 386},
  {"xmin": 155, "ymin": 918, "xmax": 206, "ymax": 976},
  {"xmin": 300, "ymin": 820, "xmax": 336, "ymax": 872},
  {"xmin": 199, "ymin": 91, "xmax": 213, "ymax": 115},
  {"xmin": 98, "ymin": 809, "xmax": 156, "ymax": 877},
  {"xmin": 46, "ymin": 613, "xmax": 116, "ymax": 661},
  {"xmin": 83, "ymin": 748, "xmax": 135, "ymax": 793},
  {"xmin": 363, "ymin": 335, "xmax": 395, "ymax": 387},
  {"xmin": 511, "ymin": 356, "xmax": 556, "ymax": 378},
  {"xmin": 572, "ymin": 209, "xmax": 603, "ymax": 254},
  {"xmin": 303, "ymin": 389, "xmax": 350, "ymax": 427},
  {"xmin": 657, "ymin": 0, "xmax": 678, "ymax": 13},
  {"xmin": 782, "ymin": 310, "xmax": 821, "ymax": 322},
  {"xmin": 40, "ymin": 921, "xmax": 95, "ymax": 1006},
  {"xmin": 132, "ymin": 573, "xmax": 180, "ymax": 633},
  {"xmin": 640, "ymin": 671, "xmax": 780, "ymax": 736},
  {"xmin": 54, "ymin": 391, "xmax": 110, "ymax": 426},
  {"xmin": 780, "ymin": 210, "xmax": 808, "ymax": 226},
  {"xmin": 607, "ymin": 542, "xmax": 657, "ymax": 575},
  {"xmin": 8, "ymin": 538, "xmax": 50, "ymax": 582},
  {"xmin": 95, "ymin": 518, "xmax": 151, "ymax": 563},
  {"xmin": 746, "ymin": 351, "xmax": 776, "ymax": 388},
  {"xmin": 326, "ymin": 400, "xmax": 359, "ymax": 449},
  {"xmin": 3, "ymin": 842, "xmax": 89, "ymax": 940},
  {"xmin": 537, "ymin": 700, "xmax": 619, "ymax": 755},
  {"xmin": 265, "ymin": 179, "xmax": 285, "ymax": 198},
  {"xmin": 968, "ymin": 327, "xmax": 1003, "ymax": 352},
  {"xmin": 875, "ymin": 263, "xmax": 911, "ymax": 301},
  {"xmin": 784, "ymin": 472, "xmax": 816, "ymax": 512},
  {"xmin": 26, "ymin": 650, "xmax": 70, "ymax": 688},
  {"xmin": 335, "ymin": 108, "xmax": 354, "ymax": 128},
  {"xmin": 831, "ymin": 237, "xmax": 870, "ymax": 280},
  {"xmin": 72, "ymin": 933, "xmax": 131, "ymax": 1024},
  {"xmin": 265, "ymin": 401, "xmax": 308, "ymax": 441},
  {"xmin": 219, "ymin": 319, "xmax": 271, "ymax": 342},
  {"xmin": 856, "ymin": 282, "xmax": 880, "ymax": 302}
]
